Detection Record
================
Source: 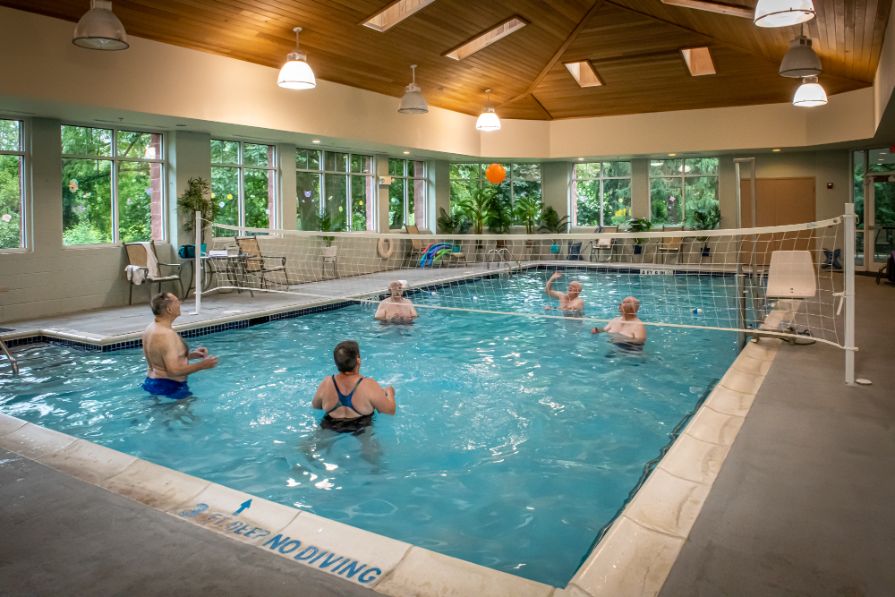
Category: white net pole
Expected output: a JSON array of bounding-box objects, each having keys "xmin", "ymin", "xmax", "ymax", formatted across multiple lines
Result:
[
  {"xmin": 192, "ymin": 209, "xmax": 202, "ymax": 315},
  {"xmin": 843, "ymin": 202, "xmax": 856, "ymax": 385}
]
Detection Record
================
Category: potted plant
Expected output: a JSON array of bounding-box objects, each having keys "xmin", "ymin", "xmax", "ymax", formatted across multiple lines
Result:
[
  {"xmin": 454, "ymin": 187, "xmax": 495, "ymax": 235},
  {"xmin": 538, "ymin": 206, "xmax": 570, "ymax": 257},
  {"xmin": 691, "ymin": 203, "xmax": 721, "ymax": 257},
  {"xmin": 626, "ymin": 217, "xmax": 652, "ymax": 255},
  {"xmin": 514, "ymin": 196, "xmax": 542, "ymax": 257},
  {"xmin": 319, "ymin": 212, "xmax": 342, "ymax": 259},
  {"xmin": 177, "ymin": 177, "xmax": 216, "ymax": 249}
]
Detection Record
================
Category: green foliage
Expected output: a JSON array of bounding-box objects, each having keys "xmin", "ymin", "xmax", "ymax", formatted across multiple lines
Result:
[
  {"xmin": 0, "ymin": 154, "xmax": 22, "ymax": 249},
  {"xmin": 513, "ymin": 195, "xmax": 542, "ymax": 234},
  {"xmin": 691, "ymin": 201, "xmax": 721, "ymax": 241},
  {"xmin": 625, "ymin": 217, "xmax": 652, "ymax": 245},
  {"xmin": 538, "ymin": 206, "xmax": 570, "ymax": 234},
  {"xmin": 63, "ymin": 221, "xmax": 108, "ymax": 245},
  {"xmin": 486, "ymin": 191, "xmax": 513, "ymax": 233},
  {"xmin": 454, "ymin": 186, "xmax": 495, "ymax": 235},
  {"xmin": 437, "ymin": 207, "xmax": 470, "ymax": 234},
  {"xmin": 178, "ymin": 177, "xmax": 216, "ymax": 234},
  {"xmin": 319, "ymin": 211, "xmax": 344, "ymax": 246}
]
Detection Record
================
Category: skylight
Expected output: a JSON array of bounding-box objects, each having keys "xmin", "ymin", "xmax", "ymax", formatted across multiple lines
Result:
[
  {"xmin": 681, "ymin": 47, "xmax": 716, "ymax": 76},
  {"xmin": 362, "ymin": 0, "xmax": 436, "ymax": 33},
  {"xmin": 444, "ymin": 17, "xmax": 528, "ymax": 61},
  {"xmin": 564, "ymin": 61, "xmax": 603, "ymax": 88}
]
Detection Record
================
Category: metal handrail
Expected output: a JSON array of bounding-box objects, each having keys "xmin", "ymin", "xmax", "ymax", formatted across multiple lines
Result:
[{"xmin": 1, "ymin": 338, "xmax": 19, "ymax": 375}]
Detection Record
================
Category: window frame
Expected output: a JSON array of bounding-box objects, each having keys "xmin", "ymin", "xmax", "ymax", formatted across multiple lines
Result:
[
  {"xmin": 570, "ymin": 161, "xmax": 632, "ymax": 229},
  {"xmin": 295, "ymin": 148, "xmax": 376, "ymax": 232},
  {"xmin": 61, "ymin": 123, "xmax": 167, "ymax": 246},
  {"xmin": 210, "ymin": 139, "xmax": 278, "ymax": 232},
  {"xmin": 0, "ymin": 117, "xmax": 27, "ymax": 251},
  {"xmin": 648, "ymin": 158, "xmax": 719, "ymax": 227},
  {"xmin": 388, "ymin": 158, "xmax": 427, "ymax": 230}
]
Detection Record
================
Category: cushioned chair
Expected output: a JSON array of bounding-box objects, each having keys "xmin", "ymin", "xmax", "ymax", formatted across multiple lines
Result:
[
  {"xmin": 405, "ymin": 224, "xmax": 428, "ymax": 264},
  {"xmin": 235, "ymin": 236, "xmax": 291, "ymax": 289},
  {"xmin": 124, "ymin": 241, "xmax": 184, "ymax": 304}
]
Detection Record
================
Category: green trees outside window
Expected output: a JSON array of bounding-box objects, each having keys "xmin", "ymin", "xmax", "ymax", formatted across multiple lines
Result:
[
  {"xmin": 448, "ymin": 162, "xmax": 542, "ymax": 227},
  {"xmin": 0, "ymin": 119, "xmax": 24, "ymax": 249},
  {"xmin": 62, "ymin": 125, "xmax": 164, "ymax": 245},
  {"xmin": 210, "ymin": 139, "xmax": 275, "ymax": 230},
  {"xmin": 295, "ymin": 148, "xmax": 374, "ymax": 231},
  {"xmin": 388, "ymin": 158, "xmax": 426, "ymax": 229},
  {"xmin": 649, "ymin": 158, "xmax": 719, "ymax": 228},
  {"xmin": 572, "ymin": 161, "xmax": 631, "ymax": 228}
]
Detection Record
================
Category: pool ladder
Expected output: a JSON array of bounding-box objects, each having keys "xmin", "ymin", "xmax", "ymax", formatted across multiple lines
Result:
[
  {"xmin": 1, "ymin": 338, "xmax": 18, "ymax": 375},
  {"xmin": 485, "ymin": 247, "xmax": 520, "ymax": 277}
]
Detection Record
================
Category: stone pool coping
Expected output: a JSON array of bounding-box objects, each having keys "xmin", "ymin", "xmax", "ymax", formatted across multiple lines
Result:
[{"xmin": 0, "ymin": 336, "xmax": 778, "ymax": 596}]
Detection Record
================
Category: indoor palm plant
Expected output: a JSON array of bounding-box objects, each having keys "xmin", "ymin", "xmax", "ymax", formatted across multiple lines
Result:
[{"xmin": 177, "ymin": 177, "xmax": 216, "ymax": 246}]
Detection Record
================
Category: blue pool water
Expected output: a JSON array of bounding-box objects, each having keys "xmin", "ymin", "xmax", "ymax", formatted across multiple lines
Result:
[{"xmin": 0, "ymin": 271, "xmax": 740, "ymax": 586}]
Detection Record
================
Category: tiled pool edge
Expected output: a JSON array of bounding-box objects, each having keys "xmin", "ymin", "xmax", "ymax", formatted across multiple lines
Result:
[
  {"xmin": 0, "ymin": 338, "xmax": 778, "ymax": 596},
  {"xmin": 565, "ymin": 338, "xmax": 781, "ymax": 596}
]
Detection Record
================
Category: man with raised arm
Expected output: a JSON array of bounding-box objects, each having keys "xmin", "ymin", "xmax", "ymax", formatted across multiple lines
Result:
[
  {"xmin": 374, "ymin": 280, "xmax": 418, "ymax": 324},
  {"xmin": 141, "ymin": 292, "xmax": 218, "ymax": 399},
  {"xmin": 592, "ymin": 296, "xmax": 647, "ymax": 347},
  {"xmin": 544, "ymin": 272, "xmax": 584, "ymax": 315},
  {"xmin": 313, "ymin": 340, "xmax": 396, "ymax": 433}
]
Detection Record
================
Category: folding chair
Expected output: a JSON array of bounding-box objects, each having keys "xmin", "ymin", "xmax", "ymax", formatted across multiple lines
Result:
[
  {"xmin": 124, "ymin": 241, "xmax": 184, "ymax": 304},
  {"xmin": 236, "ymin": 236, "xmax": 291, "ymax": 289}
]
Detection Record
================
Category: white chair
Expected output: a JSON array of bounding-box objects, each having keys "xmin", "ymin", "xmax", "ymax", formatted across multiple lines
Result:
[
  {"xmin": 764, "ymin": 250, "xmax": 816, "ymax": 340},
  {"xmin": 587, "ymin": 226, "xmax": 615, "ymax": 262}
]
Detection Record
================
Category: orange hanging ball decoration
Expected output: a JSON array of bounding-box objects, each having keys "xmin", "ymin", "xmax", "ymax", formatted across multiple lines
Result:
[{"xmin": 485, "ymin": 163, "xmax": 507, "ymax": 185}]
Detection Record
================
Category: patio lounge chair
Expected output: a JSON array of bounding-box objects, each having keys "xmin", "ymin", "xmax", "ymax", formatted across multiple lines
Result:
[
  {"xmin": 405, "ymin": 224, "xmax": 428, "ymax": 265},
  {"xmin": 656, "ymin": 226, "xmax": 683, "ymax": 264},
  {"xmin": 124, "ymin": 241, "xmax": 184, "ymax": 304},
  {"xmin": 587, "ymin": 226, "xmax": 615, "ymax": 262},
  {"xmin": 235, "ymin": 236, "xmax": 291, "ymax": 289}
]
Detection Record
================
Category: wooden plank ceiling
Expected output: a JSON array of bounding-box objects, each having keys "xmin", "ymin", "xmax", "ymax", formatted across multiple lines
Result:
[{"xmin": 2, "ymin": 0, "xmax": 890, "ymax": 120}]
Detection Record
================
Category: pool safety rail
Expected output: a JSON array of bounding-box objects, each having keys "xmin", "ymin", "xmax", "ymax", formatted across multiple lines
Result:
[
  {"xmin": 0, "ymin": 337, "xmax": 18, "ymax": 374},
  {"xmin": 197, "ymin": 209, "xmax": 857, "ymax": 384},
  {"xmin": 0, "ymin": 332, "xmax": 780, "ymax": 595}
]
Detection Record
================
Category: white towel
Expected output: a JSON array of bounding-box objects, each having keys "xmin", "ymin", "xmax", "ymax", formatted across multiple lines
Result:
[
  {"xmin": 141, "ymin": 242, "xmax": 161, "ymax": 278},
  {"xmin": 125, "ymin": 265, "xmax": 146, "ymax": 285}
]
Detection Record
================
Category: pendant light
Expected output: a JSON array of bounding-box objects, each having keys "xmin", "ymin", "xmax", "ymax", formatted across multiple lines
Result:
[
  {"xmin": 793, "ymin": 75, "xmax": 827, "ymax": 107},
  {"xmin": 475, "ymin": 89, "xmax": 501, "ymax": 132},
  {"xmin": 72, "ymin": 0, "xmax": 129, "ymax": 51},
  {"xmin": 398, "ymin": 65, "xmax": 429, "ymax": 114},
  {"xmin": 779, "ymin": 34, "xmax": 821, "ymax": 77},
  {"xmin": 277, "ymin": 27, "xmax": 316, "ymax": 90},
  {"xmin": 754, "ymin": 0, "xmax": 815, "ymax": 28}
]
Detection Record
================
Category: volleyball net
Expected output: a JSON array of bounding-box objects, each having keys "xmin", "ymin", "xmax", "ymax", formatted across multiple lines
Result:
[{"xmin": 194, "ymin": 212, "xmax": 855, "ymax": 357}]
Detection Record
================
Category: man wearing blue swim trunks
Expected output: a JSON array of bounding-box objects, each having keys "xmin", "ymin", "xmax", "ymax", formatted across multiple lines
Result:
[
  {"xmin": 312, "ymin": 340, "xmax": 395, "ymax": 432},
  {"xmin": 142, "ymin": 292, "xmax": 218, "ymax": 399}
]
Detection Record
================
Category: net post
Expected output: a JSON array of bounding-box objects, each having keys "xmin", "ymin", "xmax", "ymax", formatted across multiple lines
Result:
[
  {"xmin": 843, "ymin": 203, "xmax": 856, "ymax": 385},
  {"xmin": 192, "ymin": 210, "xmax": 202, "ymax": 315},
  {"xmin": 736, "ymin": 261, "xmax": 747, "ymax": 349}
]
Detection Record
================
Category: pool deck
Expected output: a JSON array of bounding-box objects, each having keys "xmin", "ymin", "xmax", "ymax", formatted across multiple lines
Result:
[{"xmin": 1, "ymin": 270, "xmax": 892, "ymax": 595}]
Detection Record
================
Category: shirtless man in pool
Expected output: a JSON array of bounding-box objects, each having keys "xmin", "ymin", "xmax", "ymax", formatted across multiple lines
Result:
[
  {"xmin": 591, "ymin": 296, "xmax": 647, "ymax": 347},
  {"xmin": 142, "ymin": 292, "xmax": 218, "ymax": 399},
  {"xmin": 544, "ymin": 272, "xmax": 584, "ymax": 316}
]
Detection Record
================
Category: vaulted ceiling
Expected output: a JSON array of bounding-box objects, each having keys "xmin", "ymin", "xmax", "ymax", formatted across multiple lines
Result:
[{"xmin": 2, "ymin": 0, "xmax": 890, "ymax": 120}]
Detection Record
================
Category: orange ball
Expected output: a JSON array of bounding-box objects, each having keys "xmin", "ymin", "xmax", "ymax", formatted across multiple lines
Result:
[{"xmin": 485, "ymin": 163, "xmax": 507, "ymax": 185}]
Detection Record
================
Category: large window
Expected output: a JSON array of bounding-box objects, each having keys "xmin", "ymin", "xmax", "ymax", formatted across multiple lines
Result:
[
  {"xmin": 449, "ymin": 163, "xmax": 542, "ymax": 224},
  {"xmin": 62, "ymin": 125, "xmax": 164, "ymax": 245},
  {"xmin": 388, "ymin": 158, "xmax": 426, "ymax": 229},
  {"xmin": 572, "ymin": 161, "xmax": 631, "ymax": 228},
  {"xmin": 211, "ymin": 139, "xmax": 276, "ymax": 230},
  {"xmin": 649, "ymin": 158, "xmax": 719, "ymax": 227},
  {"xmin": 0, "ymin": 119, "xmax": 24, "ymax": 249},
  {"xmin": 296, "ymin": 148, "xmax": 375, "ymax": 231}
]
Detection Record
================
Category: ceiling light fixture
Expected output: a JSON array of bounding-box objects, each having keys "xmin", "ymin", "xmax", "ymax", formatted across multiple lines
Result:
[
  {"xmin": 754, "ymin": 0, "xmax": 815, "ymax": 28},
  {"xmin": 475, "ymin": 89, "xmax": 501, "ymax": 132},
  {"xmin": 398, "ymin": 64, "xmax": 429, "ymax": 114},
  {"xmin": 779, "ymin": 29, "xmax": 821, "ymax": 78},
  {"xmin": 72, "ymin": 0, "xmax": 129, "ymax": 51},
  {"xmin": 793, "ymin": 75, "xmax": 827, "ymax": 107},
  {"xmin": 277, "ymin": 27, "xmax": 316, "ymax": 90}
]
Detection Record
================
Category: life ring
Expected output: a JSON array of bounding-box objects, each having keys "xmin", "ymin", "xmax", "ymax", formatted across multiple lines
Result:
[{"xmin": 377, "ymin": 236, "xmax": 395, "ymax": 259}]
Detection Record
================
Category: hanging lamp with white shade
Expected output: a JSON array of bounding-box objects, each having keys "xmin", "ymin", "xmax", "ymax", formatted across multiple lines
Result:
[
  {"xmin": 779, "ymin": 31, "xmax": 822, "ymax": 78},
  {"xmin": 475, "ymin": 89, "xmax": 501, "ymax": 132},
  {"xmin": 754, "ymin": 0, "xmax": 815, "ymax": 28},
  {"xmin": 72, "ymin": 0, "xmax": 129, "ymax": 51},
  {"xmin": 793, "ymin": 75, "xmax": 827, "ymax": 107},
  {"xmin": 277, "ymin": 27, "xmax": 316, "ymax": 90},
  {"xmin": 398, "ymin": 65, "xmax": 428, "ymax": 114}
]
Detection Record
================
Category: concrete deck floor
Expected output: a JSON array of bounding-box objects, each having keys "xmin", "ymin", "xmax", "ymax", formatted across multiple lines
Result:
[{"xmin": 0, "ymin": 275, "xmax": 892, "ymax": 595}]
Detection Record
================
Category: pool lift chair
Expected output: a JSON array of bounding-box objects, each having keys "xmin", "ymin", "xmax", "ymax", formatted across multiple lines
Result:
[
  {"xmin": 124, "ymin": 241, "xmax": 184, "ymax": 305},
  {"xmin": 761, "ymin": 250, "xmax": 817, "ymax": 345}
]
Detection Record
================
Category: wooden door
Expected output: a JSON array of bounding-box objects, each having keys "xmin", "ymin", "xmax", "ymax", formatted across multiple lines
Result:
[{"xmin": 739, "ymin": 178, "xmax": 816, "ymax": 266}]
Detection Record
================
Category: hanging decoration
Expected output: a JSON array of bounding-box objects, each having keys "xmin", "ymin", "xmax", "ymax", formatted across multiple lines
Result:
[{"xmin": 485, "ymin": 163, "xmax": 506, "ymax": 184}]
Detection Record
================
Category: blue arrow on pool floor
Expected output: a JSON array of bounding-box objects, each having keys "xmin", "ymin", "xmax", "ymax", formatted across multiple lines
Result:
[{"xmin": 233, "ymin": 499, "xmax": 252, "ymax": 515}]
